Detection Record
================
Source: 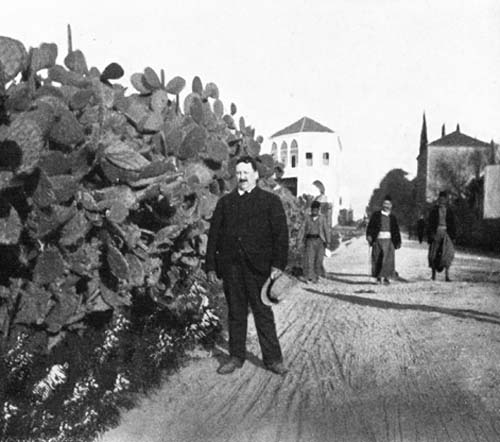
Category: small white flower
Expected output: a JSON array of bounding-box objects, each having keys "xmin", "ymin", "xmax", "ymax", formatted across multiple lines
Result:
[
  {"xmin": 200, "ymin": 294, "xmax": 210, "ymax": 308},
  {"xmin": 113, "ymin": 373, "xmax": 131, "ymax": 393},
  {"xmin": 33, "ymin": 363, "xmax": 68, "ymax": 401}
]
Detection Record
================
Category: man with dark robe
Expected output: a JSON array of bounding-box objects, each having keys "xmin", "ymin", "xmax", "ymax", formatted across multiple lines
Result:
[
  {"xmin": 366, "ymin": 196, "xmax": 401, "ymax": 284},
  {"xmin": 427, "ymin": 191, "xmax": 456, "ymax": 281}
]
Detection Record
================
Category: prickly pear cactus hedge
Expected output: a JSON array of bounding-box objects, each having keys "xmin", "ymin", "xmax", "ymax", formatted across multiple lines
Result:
[{"xmin": 0, "ymin": 32, "xmax": 303, "ymax": 441}]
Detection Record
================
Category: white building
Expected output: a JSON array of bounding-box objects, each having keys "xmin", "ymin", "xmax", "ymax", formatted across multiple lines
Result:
[{"xmin": 267, "ymin": 116, "xmax": 348, "ymax": 225}]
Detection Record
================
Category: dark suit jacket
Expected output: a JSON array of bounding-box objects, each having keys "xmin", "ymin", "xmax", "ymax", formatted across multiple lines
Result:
[
  {"xmin": 426, "ymin": 206, "xmax": 456, "ymax": 242},
  {"xmin": 366, "ymin": 211, "xmax": 401, "ymax": 248},
  {"xmin": 205, "ymin": 186, "xmax": 289, "ymax": 278}
]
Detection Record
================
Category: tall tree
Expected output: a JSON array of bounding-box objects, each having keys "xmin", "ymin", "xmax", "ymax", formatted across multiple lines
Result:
[
  {"xmin": 415, "ymin": 112, "xmax": 429, "ymax": 207},
  {"xmin": 367, "ymin": 169, "xmax": 416, "ymax": 228},
  {"xmin": 419, "ymin": 112, "xmax": 428, "ymax": 156}
]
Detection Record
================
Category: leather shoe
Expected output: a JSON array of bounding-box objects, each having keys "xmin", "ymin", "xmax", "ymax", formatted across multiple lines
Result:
[
  {"xmin": 265, "ymin": 361, "xmax": 289, "ymax": 375},
  {"xmin": 217, "ymin": 357, "xmax": 244, "ymax": 375}
]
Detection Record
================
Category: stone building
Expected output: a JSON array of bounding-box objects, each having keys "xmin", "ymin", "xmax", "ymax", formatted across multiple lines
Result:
[
  {"xmin": 415, "ymin": 114, "xmax": 495, "ymax": 206},
  {"xmin": 267, "ymin": 116, "xmax": 348, "ymax": 225}
]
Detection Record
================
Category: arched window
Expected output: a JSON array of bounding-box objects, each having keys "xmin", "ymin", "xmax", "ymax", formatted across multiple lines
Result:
[
  {"xmin": 280, "ymin": 141, "xmax": 288, "ymax": 166},
  {"xmin": 290, "ymin": 140, "xmax": 298, "ymax": 168},
  {"xmin": 271, "ymin": 142, "xmax": 278, "ymax": 160}
]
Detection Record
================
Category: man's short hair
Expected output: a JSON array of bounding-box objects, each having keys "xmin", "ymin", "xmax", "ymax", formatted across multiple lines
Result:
[
  {"xmin": 383, "ymin": 194, "xmax": 392, "ymax": 202},
  {"xmin": 236, "ymin": 155, "xmax": 258, "ymax": 171},
  {"xmin": 311, "ymin": 201, "xmax": 321, "ymax": 209}
]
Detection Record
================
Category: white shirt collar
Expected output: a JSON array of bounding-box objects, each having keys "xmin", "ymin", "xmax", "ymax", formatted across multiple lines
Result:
[{"xmin": 237, "ymin": 185, "xmax": 256, "ymax": 196}]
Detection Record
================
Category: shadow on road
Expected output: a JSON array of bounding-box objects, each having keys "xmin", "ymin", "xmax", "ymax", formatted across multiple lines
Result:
[
  {"xmin": 324, "ymin": 273, "xmax": 373, "ymax": 285},
  {"xmin": 328, "ymin": 272, "xmax": 370, "ymax": 278},
  {"xmin": 325, "ymin": 272, "xmax": 410, "ymax": 285},
  {"xmin": 306, "ymin": 289, "xmax": 500, "ymax": 325}
]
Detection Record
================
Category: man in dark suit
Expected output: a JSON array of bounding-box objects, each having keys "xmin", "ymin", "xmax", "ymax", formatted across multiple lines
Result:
[{"xmin": 205, "ymin": 156, "xmax": 289, "ymax": 375}]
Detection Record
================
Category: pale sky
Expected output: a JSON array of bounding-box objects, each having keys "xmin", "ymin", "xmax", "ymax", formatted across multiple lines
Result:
[{"xmin": 3, "ymin": 0, "xmax": 500, "ymax": 216}]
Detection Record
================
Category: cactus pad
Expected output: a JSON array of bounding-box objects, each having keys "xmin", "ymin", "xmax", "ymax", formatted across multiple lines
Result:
[
  {"xmin": 0, "ymin": 36, "xmax": 27, "ymax": 81},
  {"xmin": 48, "ymin": 109, "xmax": 85, "ymax": 147},
  {"xmin": 64, "ymin": 49, "xmax": 88, "ymax": 74},
  {"xmin": 33, "ymin": 247, "xmax": 65, "ymax": 285},
  {"xmin": 69, "ymin": 89, "xmax": 94, "ymax": 110},
  {"xmin": 30, "ymin": 43, "xmax": 58, "ymax": 72},
  {"xmin": 204, "ymin": 82, "xmax": 219, "ymax": 99},
  {"xmin": 142, "ymin": 111, "xmax": 163, "ymax": 133},
  {"xmin": 166, "ymin": 76, "xmax": 186, "ymax": 95},
  {"xmin": 205, "ymin": 139, "xmax": 229, "ymax": 163},
  {"xmin": 143, "ymin": 67, "xmax": 162, "ymax": 90},
  {"xmin": 100, "ymin": 62, "xmax": 124, "ymax": 82},
  {"xmin": 151, "ymin": 89, "xmax": 169, "ymax": 113},
  {"xmin": 213, "ymin": 99, "xmax": 224, "ymax": 119},
  {"xmin": 6, "ymin": 115, "xmax": 45, "ymax": 174},
  {"xmin": 0, "ymin": 203, "xmax": 22, "ymax": 245},
  {"xmin": 107, "ymin": 243, "xmax": 129, "ymax": 280},
  {"xmin": 179, "ymin": 125, "xmax": 206, "ymax": 160},
  {"xmin": 131, "ymin": 73, "xmax": 151, "ymax": 94},
  {"xmin": 50, "ymin": 175, "xmax": 79, "ymax": 203},
  {"xmin": 106, "ymin": 201, "xmax": 129, "ymax": 224},
  {"xmin": 187, "ymin": 94, "xmax": 203, "ymax": 124},
  {"xmin": 104, "ymin": 139, "xmax": 150, "ymax": 171},
  {"xmin": 192, "ymin": 76, "xmax": 203, "ymax": 94},
  {"xmin": 125, "ymin": 253, "xmax": 145, "ymax": 286},
  {"xmin": 60, "ymin": 210, "xmax": 90, "ymax": 246}
]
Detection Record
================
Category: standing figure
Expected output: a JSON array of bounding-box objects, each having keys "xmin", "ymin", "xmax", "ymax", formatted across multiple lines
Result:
[
  {"xmin": 205, "ymin": 156, "xmax": 289, "ymax": 375},
  {"xmin": 366, "ymin": 196, "xmax": 401, "ymax": 284},
  {"xmin": 427, "ymin": 191, "xmax": 456, "ymax": 281},
  {"xmin": 417, "ymin": 214, "xmax": 426, "ymax": 244},
  {"xmin": 298, "ymin": 200, "xmax": 331, "ymax": 283}
]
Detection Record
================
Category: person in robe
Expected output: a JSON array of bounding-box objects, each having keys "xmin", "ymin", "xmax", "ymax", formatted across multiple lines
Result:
[
  {"xmin": 366, "ymin": 196, "xmax": 401, "ymax": 284},
  {"xmin": 427, "ymin": 191, "xmax": 456, "ymax": 281}
]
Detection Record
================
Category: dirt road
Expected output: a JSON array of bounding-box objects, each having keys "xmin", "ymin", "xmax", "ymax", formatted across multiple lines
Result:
[{"xmin": 100, "ymin": 237, "xmax": 500, "ymax": 442}]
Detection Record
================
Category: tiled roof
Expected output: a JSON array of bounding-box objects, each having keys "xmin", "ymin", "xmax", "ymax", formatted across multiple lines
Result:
[
  {"xmin": 429, "ymin": 130, "xmax": 491, "ymax": 148},
  {"xmin": 271, "ymin": 117, "xmax": 334, "ymax": 138}
]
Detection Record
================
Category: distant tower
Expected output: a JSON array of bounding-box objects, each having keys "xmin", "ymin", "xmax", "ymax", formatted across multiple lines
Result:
[{"xmin": 415, "ymin": 113, "xmax": 428, "ymax": 208}]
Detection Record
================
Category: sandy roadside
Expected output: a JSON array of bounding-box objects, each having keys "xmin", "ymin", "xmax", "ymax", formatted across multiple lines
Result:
[{"xmin": 99, "ymin": 237, "xmax": 500, "ymax": 442}]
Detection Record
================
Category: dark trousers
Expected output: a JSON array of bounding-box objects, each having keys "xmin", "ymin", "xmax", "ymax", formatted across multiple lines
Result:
[{"xmin": 222, "ymin": 258, "xmax": 282, "ymax": 365}]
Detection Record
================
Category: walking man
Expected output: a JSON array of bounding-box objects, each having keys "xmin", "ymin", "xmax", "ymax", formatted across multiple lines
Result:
[
  {"xmin": 427, "ymin": 191, "xmax": 456, "ymax": 281},
  {"xmin": 298, "ymin": 200, "xmax": 331, "ymax": 283},
  {"xmin": 205, "ymin": 156, "xmax": 289, "ymax": 375},
  {"xmin": 366, "ymin": 196, "xmax": 401, "ymax": 284},
  {"xmin": 417, "ymin": 214, "xmax": 426, "ymax": 244}
]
